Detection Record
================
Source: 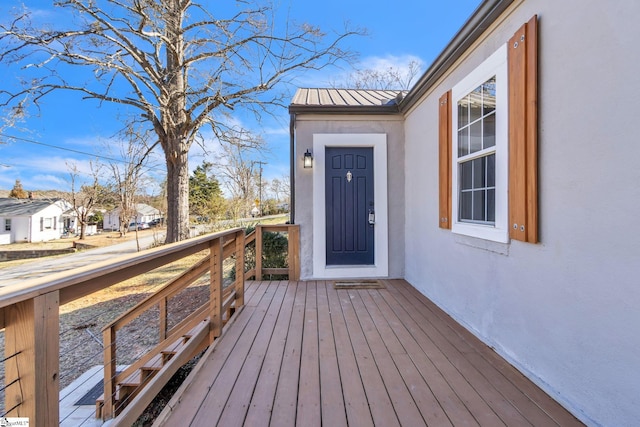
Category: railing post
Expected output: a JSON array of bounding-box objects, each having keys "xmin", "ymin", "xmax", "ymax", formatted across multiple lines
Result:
[
  {"xmin": 209, "ymin": 237, "xmax": 224, "ymax": 341},
  {"xmin": 4, "ymin": 291, "xmax": 59, "ymax": 426},
  {"xmin": 235, "ymin": 230, "xmax": 245, "ymax": 307},
  {"xmin": 255, "ymin": 225, "xmax": 263, "ymax": 280},
  {"xmin": 102, "ymin": 326, "xmax": 116, "ymax": 420},
  {"xmin": 288, "ymin": 225, "xmax": 300, "ymax": 281}
]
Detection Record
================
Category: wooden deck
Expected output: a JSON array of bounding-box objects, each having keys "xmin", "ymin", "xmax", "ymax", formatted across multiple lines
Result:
[{"xmin": 154, "ymin": 280, "xmax": 583, "ymax": 427}]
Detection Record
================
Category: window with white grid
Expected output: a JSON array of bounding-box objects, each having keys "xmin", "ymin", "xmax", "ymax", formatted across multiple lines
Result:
[{"xmin": 451, "ymin": 45, "xmax": 508, "ymax": 243}]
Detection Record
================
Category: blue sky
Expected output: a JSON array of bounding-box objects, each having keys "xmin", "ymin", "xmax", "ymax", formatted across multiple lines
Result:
[{"xmin": 0, "ymin": 0, "xmax": 481, "ymax": 195}]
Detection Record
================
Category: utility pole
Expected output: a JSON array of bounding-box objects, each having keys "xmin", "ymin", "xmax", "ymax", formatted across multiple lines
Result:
[{"xmin": 255, "ymin": 161, "xmax": 266, "ymax": 216}]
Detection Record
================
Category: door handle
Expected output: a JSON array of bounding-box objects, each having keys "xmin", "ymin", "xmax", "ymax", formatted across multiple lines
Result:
[{"xmin": 368, "ymin": 209, "xmax": 375, "ymax": 225}]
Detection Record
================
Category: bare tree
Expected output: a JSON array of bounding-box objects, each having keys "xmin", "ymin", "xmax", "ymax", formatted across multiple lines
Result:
[
  {"xmin": 269, "ymin": 176, "xmax": 289, "ymax": 203},
  {"xmin": 108, "ymin": 124, "xmax": 156, "ymax": 236},
  {"xmin": 0, "ymin": 0, "xmax": 361, "ymax": 242},
  {"xmin": 67, "ymin": 161, "xmax": 109, "ymax": 240},
  {"xmin": 333, "ymin": 59, "xmax": 422, "ymax": 90},
  {"xmin": 214, "ymin": 138, "xmax": 263, "ymax": 219}
]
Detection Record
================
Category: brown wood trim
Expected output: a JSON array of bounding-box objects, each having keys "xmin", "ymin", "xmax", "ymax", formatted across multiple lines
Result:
[
  {"xmin": 526, "ymin": 15, "xmax": 539, "ymax": 243},
  {"xmin": 439, "ymin": 91, "xmax": 452, "ymax": 229},
  {"xmin": 262, "ymin": 268, "xmax": 289, "ymax": 275},
  {"xmin": 508, "ymin": 16, "xmax": 538, "ymax": 243}
]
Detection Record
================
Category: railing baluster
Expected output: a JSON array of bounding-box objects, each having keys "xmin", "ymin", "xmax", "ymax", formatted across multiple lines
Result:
[
  {"xmin": 103, "ymin": 326, "xmax": 116, "ymax": 420},
  {"xmin": 255, "ymin": 225, "xmax": 263, "ymax": 280},
  {"xmin": 159, "ymin": 296, "xmax": 168, "ymax": 341},
  {"xmin": 235, "ymin": 229, "xmax": 245, "ymax": 307}
]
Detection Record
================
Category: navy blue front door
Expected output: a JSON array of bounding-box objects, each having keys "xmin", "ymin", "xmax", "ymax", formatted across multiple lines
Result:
[{"xmin": 325, "ymin": 147, "xmax": 374, "ymax": 265}]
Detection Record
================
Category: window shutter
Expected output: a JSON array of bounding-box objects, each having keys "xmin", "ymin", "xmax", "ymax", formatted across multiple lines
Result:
[
  {"xmin": 508, "ymin": 16, "xmax": 538, "ymax": 243},
  {"xmin": 439, "ymin": 91, "xmax": 452, "ymax": 229}
]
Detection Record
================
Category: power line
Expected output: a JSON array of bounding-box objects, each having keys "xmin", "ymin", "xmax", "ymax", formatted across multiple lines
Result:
[{"xmin": 0, "ymin": 132, "xmax": 166, "ymax": 173}]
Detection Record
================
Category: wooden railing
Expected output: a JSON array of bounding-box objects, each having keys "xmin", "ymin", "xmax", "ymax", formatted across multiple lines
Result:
[
  {"xmin": 245, "ymin": 224, "xmax": 300, "ymax": 281},
  {"xmin": 0, "ymin": 224, "xmax": 299, "ymax": 426},
  {"xmin": 98, "ymin": 228, "xmax": 245, "ymax": 424}
]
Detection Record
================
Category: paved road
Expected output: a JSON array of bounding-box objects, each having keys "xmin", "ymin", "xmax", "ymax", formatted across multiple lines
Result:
[
  {"xmin": 0, "ymin": 233, "xmax": 163, "ymax": 287},
  {"xmin": 0, "ymin": 214, "xmax": 288, "ymax": 287}
]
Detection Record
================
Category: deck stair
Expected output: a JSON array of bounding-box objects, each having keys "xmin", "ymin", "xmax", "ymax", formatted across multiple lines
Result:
[{"xmin": 95, "ymin": 319, "xmax": 208, "ymax": 419}]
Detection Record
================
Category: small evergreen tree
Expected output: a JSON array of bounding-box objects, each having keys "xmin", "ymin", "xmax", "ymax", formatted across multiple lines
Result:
[{"xmin": 189, "ymin": 162, "xmax": 224, "ymax": 222}]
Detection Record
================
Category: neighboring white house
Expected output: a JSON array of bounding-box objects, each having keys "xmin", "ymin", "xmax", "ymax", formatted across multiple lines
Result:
[
  {"xmin": 103, "ymin": 203, "xmax": 162, "ymax": 231},
  {"xmin": 289, "ymin": 1, "xmax": 640, "ymax": 426},
  {"xmin": 0, "ymin": 198, "xmax": 71, "ymax": 244}
]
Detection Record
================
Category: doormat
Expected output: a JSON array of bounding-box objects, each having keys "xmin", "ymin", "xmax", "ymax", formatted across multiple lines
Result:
[
  {"xmin": 333, "ymin": 280, "xmax": 384, "ymax": 289},
  {"xmin": 75, "ymin": 371, "xmax": 121, "ymax": 406}
]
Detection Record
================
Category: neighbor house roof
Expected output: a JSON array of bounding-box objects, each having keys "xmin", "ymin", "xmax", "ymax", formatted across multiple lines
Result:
[
  {"xmin": 289, "ymin": 88, "xmax": 405, "ymax": 114},
  {"xmin": 0, "ymin": 198, "xmax": 64, "ymax": 217},
  {"xmin": 107, "ymin": 203, "xmax": 160, "ymax": 216},
  {"xmin": 135, "ymin": 203, "xmax": 161, "ymax": 216}
]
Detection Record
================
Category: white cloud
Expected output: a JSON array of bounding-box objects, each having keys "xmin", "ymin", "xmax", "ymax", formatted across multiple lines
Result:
[
  {"xmin": 292, "ymin": 53, "xmax": 426, "ymax": 89},
  {"xmin": 29, "ymin": 174, "xmax": 67, "ymax": 189},
  {"xmin": 359, "ymin": 54, "xmax": 425, "ymax": 74}
]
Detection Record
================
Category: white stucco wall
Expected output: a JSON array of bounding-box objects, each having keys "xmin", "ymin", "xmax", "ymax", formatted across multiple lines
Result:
[
  {"xmin": 403, "ymin": 1, "xmax": 640, "ymax": 426},
  {"xmin": 294, "ymin": 115, "xmax": 405, "ymax": 280}
]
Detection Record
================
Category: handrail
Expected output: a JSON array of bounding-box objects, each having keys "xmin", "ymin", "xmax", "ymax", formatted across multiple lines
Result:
[{"xmin": 0, "ymin": 228, "xmax": 242, "ymax": 314}]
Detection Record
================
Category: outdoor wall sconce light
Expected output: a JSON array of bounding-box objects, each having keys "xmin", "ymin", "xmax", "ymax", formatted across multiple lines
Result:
[{"xmin": 303, "ymin": 149, "xmax": 313, "ymax": 168}]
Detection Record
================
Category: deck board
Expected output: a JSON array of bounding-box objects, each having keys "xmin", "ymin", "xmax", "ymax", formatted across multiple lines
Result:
[
  {"xmin": 155, "ymin": 280, "xmax": 584, "ymax": 427},
  {"xmin": 270, "ymin": 280, "xmax": 306, "ymax": 426},
  {"xmin": 244, "ymin": 281, "xmax": 297, "ymax": 425},
  {"xmin": 325, "ymin": 280, "xmax": 374, "ymax": 427},
  {"xmin": 316, "ymin": 282, "xmax": 348, "ymax": 427},
  {"xmin": 389, "ymin": 280, "xmax": 532, "ymax": 425},
  {"xmin": 338, "ymin": 285, "xmax": 400, "ymax": 427},
  {"xmin": 189, "ymin": 282, "xmax": 280, "ymax": 426},
  {"xmin": 217, "ymin": 281, "xmax": 289, "ymax": 427},
  {"xmin": 296, "ymin": 281, "xmax": 321, "ymax": 427}
]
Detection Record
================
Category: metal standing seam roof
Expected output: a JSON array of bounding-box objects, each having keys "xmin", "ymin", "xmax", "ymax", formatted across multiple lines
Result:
[
  {"xmin": 0, "ymin": 198, "xmax": 64, "ymax": 217},
  {"xmin": 289, "ymin": 88, "xmax": 405, "ymax": 113}
]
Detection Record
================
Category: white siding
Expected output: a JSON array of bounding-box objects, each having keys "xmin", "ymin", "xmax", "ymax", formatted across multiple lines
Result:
[
  {"xmin": 29, "ymin": 204, "xmax": 64, "ymax": 242},
  {"xmin": 403, "ymin": 1, "xmax": 640, "ymax": 426}
]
